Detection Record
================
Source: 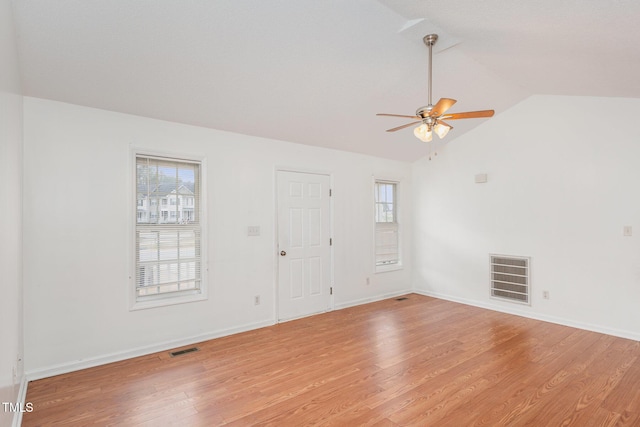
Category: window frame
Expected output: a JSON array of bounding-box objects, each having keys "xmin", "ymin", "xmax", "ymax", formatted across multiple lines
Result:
[
  {"xmin": 130, "ymin": 149, "xmax": 208, "ymax": 311},
  {"xmin": 373, "ymin": 178, "xmax": 402, "ymax": 273}
]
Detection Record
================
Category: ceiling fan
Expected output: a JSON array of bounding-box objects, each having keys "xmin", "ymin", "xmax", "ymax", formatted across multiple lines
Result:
[{"xmin": 377, "ymin": 34, "xmax": 494, "ymax": 149}]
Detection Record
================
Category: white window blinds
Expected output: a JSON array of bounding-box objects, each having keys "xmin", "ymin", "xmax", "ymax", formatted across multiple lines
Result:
[
  {"xmin": 135, "ymin": 155, "xmax": 202, "ymax": 299},
  {"xmin": 375, "ymin": 181, "xmax": 399, "ymax": 266}
]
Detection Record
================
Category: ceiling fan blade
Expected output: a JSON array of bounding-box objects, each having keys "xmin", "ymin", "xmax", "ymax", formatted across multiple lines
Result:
[
  {"xmin": 429, "ymin": 98, "xmax": 457, "ymax": 117},
  {"xmin": 377, "ymin": 113, "xmax": 420, "ymax": 119},
  {"xmin": 385, "ymin": 121, "xmax": 422, "ymax": 132},
  {"xmin": 441, "ymin": 110, "xmax": 495, "ymax": 120}
]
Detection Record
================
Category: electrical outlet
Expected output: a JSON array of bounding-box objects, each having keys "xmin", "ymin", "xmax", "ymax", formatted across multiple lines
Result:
[
  {"xmin": 543, "ymin": 291, "xmax": 549, "ymax": 300},
  {"xmin": 248, "ymin": 226, "xmax": 261, "ymax": 236},
  {"xmin": 254, "ymin": 295, "xmax": 260, "ymax": 305}
]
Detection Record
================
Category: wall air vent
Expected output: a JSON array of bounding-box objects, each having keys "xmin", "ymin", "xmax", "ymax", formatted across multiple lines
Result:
[{"xmin": 490, "ymin": 254, "xmax": 530, "ymax": 305}]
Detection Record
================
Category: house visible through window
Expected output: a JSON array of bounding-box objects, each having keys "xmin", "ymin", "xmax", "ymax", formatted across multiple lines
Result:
[
  {"xmin": 375, "ymin": 180, "xmax": 400, "ymax": 270},
  {"xmin": 135, "ymin": 154, "xmax": 203, "ymax": 305}
]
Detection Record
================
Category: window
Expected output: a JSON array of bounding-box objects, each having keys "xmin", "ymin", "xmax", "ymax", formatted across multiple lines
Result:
[
  {"xmin": 134, "ymin": 153, "xmax": 205, "ymax": 308},
  {"xmin": 374, "ymin": 180, "xmax": 400, "ymax": 271}
]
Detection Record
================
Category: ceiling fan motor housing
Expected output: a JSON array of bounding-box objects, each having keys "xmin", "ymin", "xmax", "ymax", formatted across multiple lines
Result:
[{"xmin": 416, "ymin": 106, "xmax": 434, "ymax": 118}]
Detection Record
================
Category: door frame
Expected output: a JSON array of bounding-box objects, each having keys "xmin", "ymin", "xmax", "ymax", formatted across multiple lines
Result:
[{"xmin": 274, "ymin": 167, "xmax": 334, "ymax": 322}]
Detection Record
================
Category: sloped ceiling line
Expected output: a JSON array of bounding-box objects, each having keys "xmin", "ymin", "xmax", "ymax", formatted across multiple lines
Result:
[{"xmin": 12, "ymin": 0, "xmax": 639, "ymax": 161}]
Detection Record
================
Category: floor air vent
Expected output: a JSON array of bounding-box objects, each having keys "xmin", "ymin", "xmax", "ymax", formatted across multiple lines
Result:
[
  {"xmin": 169, "ymin": 347, "xmax": 199, "ymax": 357},
  {"xmin": 490, "ymin": 255, "xmax": 530, "ymax": 305}
]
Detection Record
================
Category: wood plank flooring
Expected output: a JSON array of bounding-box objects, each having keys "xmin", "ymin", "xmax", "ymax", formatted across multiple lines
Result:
[{"xmin": 23, "ymin": 294, "xmax": 640, "ymax": 426}]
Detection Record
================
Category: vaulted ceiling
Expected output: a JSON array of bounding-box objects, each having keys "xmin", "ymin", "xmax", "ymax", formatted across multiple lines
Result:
[{"xmin": 10, "ymin": 0, "xmax": 640, "ymax": 161}]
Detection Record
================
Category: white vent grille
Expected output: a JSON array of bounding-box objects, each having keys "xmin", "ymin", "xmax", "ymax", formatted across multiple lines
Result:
[{"xmin": 490, "ymin": 255, "xmax": 530, "ymax": 305}]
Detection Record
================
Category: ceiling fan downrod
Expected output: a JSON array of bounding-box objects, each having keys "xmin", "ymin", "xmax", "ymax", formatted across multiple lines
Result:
[
  {"xmin": 424, "ymin": 34, "xmax": 438, "ymax": 110},
  {"xmin": 415, "ymin": 34, "xmax": 439, "ymax": 122}
]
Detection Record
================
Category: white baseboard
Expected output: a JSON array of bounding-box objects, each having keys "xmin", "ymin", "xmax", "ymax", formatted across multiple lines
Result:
[
  {"xmin": 11, "ymin": 375, "xmax": 28, "ymax": 427},
  {"xmin": 25, "ymin": 319, "xmax": 275, "ymax": 381},
  {"xmin": 334, "ymin": 289, "xmax": 412, "ymax": 311},
  {"xmin": 414, "ymin": 289, "xmax": 640, "ymax": 342}
]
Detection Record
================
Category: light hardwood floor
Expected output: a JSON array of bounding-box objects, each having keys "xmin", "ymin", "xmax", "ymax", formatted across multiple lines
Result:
[{"xmin": 23, "ymin": 294, "xmax": 640, "ymax": 426}]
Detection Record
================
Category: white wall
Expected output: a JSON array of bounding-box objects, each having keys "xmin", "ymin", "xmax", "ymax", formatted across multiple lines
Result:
[
  {"xmin": 17, "ymin": 83, "xmax": 640, "ymax": 388},
  {"xmin": 413, "ymin": 95, "xmax": 640, "ymax": 340},
  {"xmin": 23, "ymin": 98, "xmax": 412, "ymax": 376},
  {"xmin": 0, "ymin": 0, "xmax": 24, "ymax": 424}
]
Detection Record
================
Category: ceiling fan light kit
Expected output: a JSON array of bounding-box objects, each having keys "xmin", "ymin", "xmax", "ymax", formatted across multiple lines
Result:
[{"xmin": 377, "ymin": 34, "xmax": 495, "ymax": 158}]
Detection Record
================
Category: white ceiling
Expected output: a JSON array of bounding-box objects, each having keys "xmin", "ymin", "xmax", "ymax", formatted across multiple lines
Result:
[{"xmin": 11, "ymin": 0, "xmax": 640, "ymax": 161}]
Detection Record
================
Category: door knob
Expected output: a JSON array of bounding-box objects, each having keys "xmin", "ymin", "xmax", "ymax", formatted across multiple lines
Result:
[{"xmin": 280, "ymin": 251, "xmax": 287, "ymax": 256}]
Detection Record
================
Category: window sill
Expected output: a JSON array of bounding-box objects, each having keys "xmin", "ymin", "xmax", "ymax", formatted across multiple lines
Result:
[
  {"xmin": 130, "ymin": 292, "xmax": 207, "ymax": 311},
  {"xmin": 375, "ymin": 263, "xmax": 403, "ymax": 274}
]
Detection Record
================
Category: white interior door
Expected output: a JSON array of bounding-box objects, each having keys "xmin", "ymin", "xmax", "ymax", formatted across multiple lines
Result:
[{"xmin": 277, "ymin": 170, "xmax": 331, "ymax": 321}]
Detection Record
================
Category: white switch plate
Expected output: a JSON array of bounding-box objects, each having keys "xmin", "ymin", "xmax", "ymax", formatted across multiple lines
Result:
[
  {"xmin": 248, "ymin": 226, "xmax": 260, "ymax": 236},
  {"xmin": 623, "ymin": 226, "xmax": 632, "ymax": 237},
  {"xmin": 475, "ymin": 173, "xmax": 488, "ymax": 183}
]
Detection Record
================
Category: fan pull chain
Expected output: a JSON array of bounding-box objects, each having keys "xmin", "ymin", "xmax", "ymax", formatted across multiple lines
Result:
[{"xmin": 428, "ymin": 141, "xmax": 438, "ymax": 161}]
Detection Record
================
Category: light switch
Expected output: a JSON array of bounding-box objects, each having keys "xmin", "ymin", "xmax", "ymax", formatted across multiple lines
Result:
[
  {"xmin": 623, "ymin": 226, "xmax": 632, "ymax": 237},
  {"xmin": 248, "ymin": 226, "xmax": 261, "ymax": 236},
  {"xmin": 475, "ymin": 173, "xmax": 488, "ymax": 183}
]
